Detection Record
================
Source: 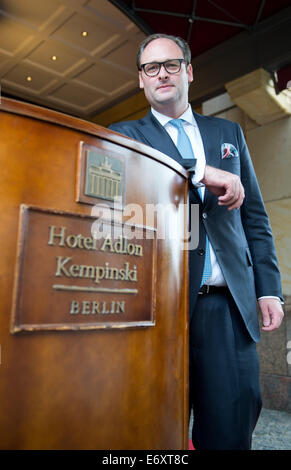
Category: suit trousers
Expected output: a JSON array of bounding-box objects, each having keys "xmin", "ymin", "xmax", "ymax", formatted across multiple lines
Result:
[{"xmin": 189, "ymin": 289, "xmax": 262, "ymax": 450}]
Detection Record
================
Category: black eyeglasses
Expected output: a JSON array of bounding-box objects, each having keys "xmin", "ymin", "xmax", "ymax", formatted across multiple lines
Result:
[{"xmin": 140, "ymin": 58, "xmax": 187, "ymax": 77}]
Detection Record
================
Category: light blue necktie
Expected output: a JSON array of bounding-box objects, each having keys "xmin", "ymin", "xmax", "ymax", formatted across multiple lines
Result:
[{"xmin": 170, "ymin": 119, "xmax": 212, "ymax": 285}]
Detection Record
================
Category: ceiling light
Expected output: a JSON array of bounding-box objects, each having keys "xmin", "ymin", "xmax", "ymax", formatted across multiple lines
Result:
[
  {"xmin": 81, "ymin": 31, "xmax": 88, "ymax": 37},
  {"xmin": 51, "ymin": 55, "xmax": 57, "ymax": 61},
  {"xmin": 26, "ymin": 76, "xmax": 32, "ymax": 82}
]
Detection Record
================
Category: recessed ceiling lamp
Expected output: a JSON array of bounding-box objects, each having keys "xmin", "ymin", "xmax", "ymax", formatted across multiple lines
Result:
[
  {"xmin": 51, "ymin": 55, "xmax": 57, "ymax": 61},
  {"xmin": 81, "ymin": 31, "xmax": 88, "ymax": 37},
  {"xmin": 26, "ymin": 76, "xmax": 32, "ymax": 82}
]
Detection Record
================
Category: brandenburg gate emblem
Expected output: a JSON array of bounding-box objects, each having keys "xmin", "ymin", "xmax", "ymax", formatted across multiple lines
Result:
[{"xmin": 86, "ymin": 153, "xmax": 122, "ymax": 201}]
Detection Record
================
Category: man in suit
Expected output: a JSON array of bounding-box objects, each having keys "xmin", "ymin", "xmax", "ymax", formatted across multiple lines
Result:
[{"xmin": 109, "ymin": 34, "xmax": 284, "ymax": 450}]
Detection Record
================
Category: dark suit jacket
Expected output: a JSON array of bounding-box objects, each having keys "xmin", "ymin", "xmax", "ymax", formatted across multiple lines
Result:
[{"xmin": 109, "ymin": 110, "xmax": 282, "ymax": 342}]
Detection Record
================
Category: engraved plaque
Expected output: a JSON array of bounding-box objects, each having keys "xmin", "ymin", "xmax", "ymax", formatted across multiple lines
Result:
[
  {"xmin": 76, "ymin": 142, "xmax": 125, "ymax": 209},
  {"xmin": 11, "ymin": 205, "xmax": 156, "ymax": 332}
]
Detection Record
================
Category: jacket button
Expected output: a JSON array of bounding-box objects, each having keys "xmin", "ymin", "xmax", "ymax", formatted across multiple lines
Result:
[{"xmin": 198, "ymin": 248, "xmax": 205, "ymax": 256}]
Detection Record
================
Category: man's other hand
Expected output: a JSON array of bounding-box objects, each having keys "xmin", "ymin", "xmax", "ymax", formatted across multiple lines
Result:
[
  {"xmin": 259, "ymin": 298, "xmax": 284, "ymax": 332},
  {"xmin": 202, "ymin": 165, "xmax": 245, "ymax": 211}
]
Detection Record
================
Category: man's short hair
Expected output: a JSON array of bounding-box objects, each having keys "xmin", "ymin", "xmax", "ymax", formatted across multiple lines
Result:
[{"xmin": 137, "ymin": 33, "xmax": 192, "ymax": 70}]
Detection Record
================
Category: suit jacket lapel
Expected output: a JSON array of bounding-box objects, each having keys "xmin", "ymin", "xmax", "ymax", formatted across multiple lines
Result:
[
  {"xmin": 193, "ymin": 111, "xmax": 222, "ymax": 208},
  {"xmin": 193, "ymin": 111, "xmax": 220, "ymax": 169},
  {"xmin": 138, "ymin": 112, "xmax": 183, "ymax": 164}
]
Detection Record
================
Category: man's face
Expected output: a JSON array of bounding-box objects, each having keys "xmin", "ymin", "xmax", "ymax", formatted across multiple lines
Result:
[{"xmin": 138, "ymin": 38, "xmax": 193, "ymax": 116}]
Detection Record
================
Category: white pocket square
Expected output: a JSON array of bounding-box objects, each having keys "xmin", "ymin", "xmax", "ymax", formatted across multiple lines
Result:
[{"xmin": 221, "ymin": 143, "xmax": 239, "ymax": 159}]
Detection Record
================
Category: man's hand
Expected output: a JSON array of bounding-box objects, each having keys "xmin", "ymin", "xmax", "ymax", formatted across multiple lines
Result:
[
  {"xmin": 259, "ymin": 298, "xmax": 284, "ymax": 332},
  {"xmin": 201, "ymin": 165, "xmax": 245, "ymax": 211}
]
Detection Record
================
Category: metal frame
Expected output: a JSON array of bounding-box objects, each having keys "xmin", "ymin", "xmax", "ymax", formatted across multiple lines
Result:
[{"xmin": 109, "ymin": 0, "xmax": 269, "ymax": 43}]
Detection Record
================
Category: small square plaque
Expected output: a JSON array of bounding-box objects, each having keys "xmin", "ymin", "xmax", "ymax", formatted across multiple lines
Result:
[{"xmin": 76, "ymin": 142, "xmax": 125, "ymax": 210}]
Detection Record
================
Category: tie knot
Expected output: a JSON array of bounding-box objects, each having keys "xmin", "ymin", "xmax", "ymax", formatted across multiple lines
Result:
[{"xmin": 169, "ymin": 118, "xmax": 184, "ymax": 129}]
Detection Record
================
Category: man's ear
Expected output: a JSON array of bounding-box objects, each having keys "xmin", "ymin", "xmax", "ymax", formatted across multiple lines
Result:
[
  {"xmin": 139, "ymin": 71, "xmax": 144, "ymax": 89},
  {"xmin": 187, "ymin": 64, "xmax": 193, "ymax": 85}
]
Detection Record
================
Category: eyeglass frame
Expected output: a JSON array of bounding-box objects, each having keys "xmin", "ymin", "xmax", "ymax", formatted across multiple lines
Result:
[{"xmin": 139, "ymin": 58, "xmax": 188, "ymax": 77}]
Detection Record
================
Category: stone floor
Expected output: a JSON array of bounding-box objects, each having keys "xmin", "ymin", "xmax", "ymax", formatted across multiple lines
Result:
[
  {"xmin": 252, "ymin": 408, "xmax": 291, "ymax": 450},
  {"xmin": 189, "ymin": 408, "xmax": 291, "ymax": 450}
]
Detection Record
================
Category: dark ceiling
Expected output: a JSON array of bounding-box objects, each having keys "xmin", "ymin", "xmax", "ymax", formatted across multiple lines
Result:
[{"xmin": 111, "ymin": 0, "xmax": 291, "ymax": 58}]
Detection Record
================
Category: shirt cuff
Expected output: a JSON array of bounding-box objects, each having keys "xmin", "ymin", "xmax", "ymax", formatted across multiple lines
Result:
[
  {"xmin": 190, "ymin": 160, "xmax": 206, "ymax": 187},
  {"xmin": 258, "ymin": 295, "xmax": 284, "ymax": 305}
]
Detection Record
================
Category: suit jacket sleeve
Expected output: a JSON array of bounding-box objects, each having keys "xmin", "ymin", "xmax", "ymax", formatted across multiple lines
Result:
[{"xmin": 237, "ymin": 123, "xmax": 283, "ymax": 300}]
